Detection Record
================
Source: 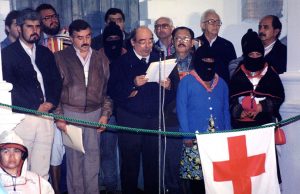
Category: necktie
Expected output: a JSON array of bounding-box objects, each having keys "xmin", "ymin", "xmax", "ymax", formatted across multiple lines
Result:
[{"xmin": 141, "ymin": 58, "xmax": 147, "ymax": 64}]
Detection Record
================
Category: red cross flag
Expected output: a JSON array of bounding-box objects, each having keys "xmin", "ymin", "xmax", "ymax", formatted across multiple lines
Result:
[{"xmin": 196, "ymin": 126, "xmax": 280, "ymax": 194}]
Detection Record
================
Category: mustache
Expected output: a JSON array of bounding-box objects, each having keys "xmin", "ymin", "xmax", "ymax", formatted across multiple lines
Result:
[
  {"xmin": 50, "ymin": 22, "xmax": 58, "ymax": 27},
  {"xmin": 30, "ymin": 33, "xmax": 39, "ymax": 38},
  {"xmin": 259, "ymin": 33, "xmax": 266, "ymax": 37},
  {"xmin": 81, "ymin": 44, "xmax": 90, "ymax": 47},
  {"xmin": 178, "ymin": 43, "xmax": 186, "ymax": 47}
]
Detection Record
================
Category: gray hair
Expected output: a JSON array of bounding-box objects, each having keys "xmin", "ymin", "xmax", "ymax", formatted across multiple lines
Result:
[
  {"xmin": 16, "ymin": 8, "xmax": 40, "ymax": 26},
  {"xmin": 200, "ymin": 9, "xmax": 220, "ymax": 31},
  {"xmin": 155, "ymin": 16, "xmax": 174, "ymax": 27}
]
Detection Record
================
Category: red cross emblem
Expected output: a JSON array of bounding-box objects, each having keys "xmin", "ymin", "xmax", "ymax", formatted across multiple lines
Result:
[{"xmin": 213, "ymin": 135, "xmax": 266, "ymax": 194}]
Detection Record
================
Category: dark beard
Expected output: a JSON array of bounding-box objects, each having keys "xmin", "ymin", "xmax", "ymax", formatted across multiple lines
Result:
[
  {"xmin": 24, "ymin": 34, "xmax": 40, "ymax": 44},
  {"xmin": 42, "ymin": 22, "xmax": 60, "ymax": 36}
]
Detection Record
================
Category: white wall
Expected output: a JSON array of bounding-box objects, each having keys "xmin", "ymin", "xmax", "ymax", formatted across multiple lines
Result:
[
  {"xmin": 0, "ymin": 0, "xmax": 11, "ymax": 43},
  {"xmin": 140, "ymin": 0, "xmax": 287, "ymax": 57}
]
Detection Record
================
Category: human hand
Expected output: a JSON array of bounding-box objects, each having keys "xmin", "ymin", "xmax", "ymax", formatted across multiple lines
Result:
[
  {"xmin": 183, "ymin": 139, "xmax": 194, "ymax": 147},
  {"xmin": 38, "ymin": 102, "xmax": 54, "ymax": 112},
  {"xmin": 160, "ymin": 78, "xmax": 171, "ymax": 90},
  {"xmin": 56, "ymin": 119, "xmax": 67, "ymax": 133},
  {"xmin": 97, "ymin": 116, "xmax": 108, "ymax": 132},
  {"xmin": 134, "ymin": 75, "xmax": 148, "ymax": 87}
]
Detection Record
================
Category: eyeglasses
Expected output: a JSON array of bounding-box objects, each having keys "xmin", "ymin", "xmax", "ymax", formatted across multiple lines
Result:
[
  {"xmin": 204, "ymin": 19, "xmax": 222, "ymax": 26},
  {"xmin": 42, "ymin": 14, "xmax": 59, "ymax": 21},
  {"xmin": 174, "ymin": 36, "xmax": 191, "ymax": 43},
  {"xmin": 154, "ymin": 23, "xmax": 170, "ymax": 30}
]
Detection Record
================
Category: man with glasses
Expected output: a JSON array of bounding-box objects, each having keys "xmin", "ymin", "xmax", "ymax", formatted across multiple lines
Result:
[
  {"xmin": 108, "ymin": 26, "xmax": 176, "ymax": 194},
  {"xmin": 161, "ymin": 26, "xmax": 196, "ymax": 194},
  {"xmin": 154, "ymin": 17, "xmax": 175, "ymax": 56},
  {"xmin": 196, "ymin": 9, "xmax": 236, "ymax": 84},
  {"xmin": 36, "ymin": 3, "xmax": 71, "ymax": 53},
  {"xmin": 36, "ymin": 4, "xmax": 71, "ymax": 194},
  {"xmin": 92, "ymin": 8, "xmax": 130, "ymax": 50}
]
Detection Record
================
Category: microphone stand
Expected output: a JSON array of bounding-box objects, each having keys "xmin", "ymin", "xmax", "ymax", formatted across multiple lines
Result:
[{"xmin": 158, "ymin": 49, "xmax": 163, "ymax": 194}]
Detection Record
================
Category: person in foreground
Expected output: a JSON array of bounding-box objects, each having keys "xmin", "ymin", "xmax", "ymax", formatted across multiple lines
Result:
[
  {"xmin": 229, "ymin": 29, "xmax": 285, "ymax": 129},
  {"xmin": 176, "ymin": 45, "xmax": 231, "ymax": 194},
  {"xmin": 0, "ymin": 130, "xmax": 54, "ymax": 193}
]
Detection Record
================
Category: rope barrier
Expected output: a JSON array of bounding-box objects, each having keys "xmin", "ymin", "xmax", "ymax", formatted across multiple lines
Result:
[{"xmin": 1, "ymin": 102, "xmax": 300, "ymax": 137}]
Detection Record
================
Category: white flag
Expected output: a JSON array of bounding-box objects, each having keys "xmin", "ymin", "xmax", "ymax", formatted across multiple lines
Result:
[{"xmin": 196, "ymin": 126, "xmax": 280, "ymax": 194}]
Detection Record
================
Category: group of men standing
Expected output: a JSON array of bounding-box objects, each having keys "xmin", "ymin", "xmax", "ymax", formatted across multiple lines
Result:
[{"xmin": 0, "ymin": 4, "xmax": 286, "ymax": 194}]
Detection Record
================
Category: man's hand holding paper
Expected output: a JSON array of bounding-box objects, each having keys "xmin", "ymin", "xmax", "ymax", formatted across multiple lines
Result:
[{"xmin": 145, "ymin": 59, "xmax": 176, "ymax": 83}]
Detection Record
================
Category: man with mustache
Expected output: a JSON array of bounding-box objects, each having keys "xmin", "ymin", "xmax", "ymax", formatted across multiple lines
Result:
[
  {"xmin": 54, "ymin": 19, "xmax": 112, "ymax": 194},
  {"xmin": 162, "ymin": 26, "xmax": 195, "ymax": 194},
  {"xmin": 258, "ymin": 15, "xmax": 287, "ymax": 74},
  {"xmin": 36, "ymin": 3, "xmax": 71, "ymax": 53},
  {"xmin": 1, "ymin": 8, "xmax": 62, "ymax": 180}
]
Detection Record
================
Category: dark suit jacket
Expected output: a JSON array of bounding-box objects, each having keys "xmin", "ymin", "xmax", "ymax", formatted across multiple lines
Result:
[
  {"xmin": 1, "ymin": 40, "xmax": 62, "ymax": 112},
  {"xmin": 196, "ymin": 34, "xmax": 237, "ymax": 84},
  {"xmin": 108, "ymin": 50, "xmax": 176, "ymax": 117},
  {"xmin": 265, "ymin": 40, "xmax": 287, "ymax": 74}
]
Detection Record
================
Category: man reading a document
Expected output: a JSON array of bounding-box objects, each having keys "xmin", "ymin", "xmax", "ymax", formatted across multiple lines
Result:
[
  {"xmin": 108, "ymin": 26, "xmax": 176, "ymax": 194},
  {"xmin": 54, "ymin": 19, "xmax": 112, "ymax": 194}
]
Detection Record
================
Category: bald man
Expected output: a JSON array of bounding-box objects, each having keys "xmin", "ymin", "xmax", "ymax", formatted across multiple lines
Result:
[{"xmin": 108, "ymin": 26, "xmax": 176, "ymax": 194}]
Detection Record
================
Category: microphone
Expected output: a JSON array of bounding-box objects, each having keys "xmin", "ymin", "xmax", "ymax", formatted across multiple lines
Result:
[{"xmin": 153, "ymin": 45, "xmax": 164, "ymax": 53}]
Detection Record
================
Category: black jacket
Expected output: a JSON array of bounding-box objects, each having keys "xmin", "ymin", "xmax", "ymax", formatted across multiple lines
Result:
[
  {"xmin": 265, "ymin": 40, "xmax": 287, "ymax": 74},
  {"xmin": 229, "ymin": 65, "xmax": 285, "ymax": 129},
  {"xmin": 2, "ymin": 40, "xmax": 62, "ymax": 113},
  {"xmin": 108, "ymin": 50, "xmax": 176, "ymax": 117}
]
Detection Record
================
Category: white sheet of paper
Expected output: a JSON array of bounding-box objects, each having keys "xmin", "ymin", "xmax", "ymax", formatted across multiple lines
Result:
[
  {"xmin": 145, "ymin": 59, "xmax": 176, "ymax": 82},
  {"xmin": 62, "ymin": 125, "xmax": 85, "ymax": 153}
]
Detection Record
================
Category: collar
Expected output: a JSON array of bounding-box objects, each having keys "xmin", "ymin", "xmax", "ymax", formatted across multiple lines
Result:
[
  {"xmin": 73, "ymin": 45, "xmax": 93, "ymax": 57},
  {"xmin": 209, "ymin": 36, "xmax": 217, "ymax": 47},
  {"xmin": 19, "ymin": 39, "xmax": 36, "ymax": 55},
  {"xmin": 190, "ymin": 70, "xmax": 218, "ymax": 92},
  {"xmin": 241, "ymin": 63, "xmax": 268, "ymax": 78},
  {"xmin": 264, "ymin": 40, "xmax": 276, "ymax": 56},
  {"xmin": 133, "ymin": 49, "xmax": 150, "ymax": 63}
]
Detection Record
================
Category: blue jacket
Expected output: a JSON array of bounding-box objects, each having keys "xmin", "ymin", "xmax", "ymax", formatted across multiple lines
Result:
[
  {"xmin": 2, "ymin": 40, "xmax": 62, "ymax": 112},
  {"xmin": 108, "ymin": 50, "xmax": 175, "ymax": 117},
  {"xmin": 177, "ymin": 74, "xmax": 231, "ymax": 139}
]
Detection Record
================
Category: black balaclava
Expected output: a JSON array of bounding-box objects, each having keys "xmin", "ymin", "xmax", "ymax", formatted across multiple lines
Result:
[
  {"xmin": 103, "ymin": 22, "xmax": 123, "ymax": 61},
  {"xmin": 242, "ymin": 29, "xmax": 265, "ymax": 72},
  {"xmin": 193, "ymin": 45, "xmax": 216, "ymax": 81}
]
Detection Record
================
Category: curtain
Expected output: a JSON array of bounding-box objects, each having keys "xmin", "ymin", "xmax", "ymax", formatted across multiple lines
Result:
[{"xmin": 9, "ymin": 0, "xmax": 139, "ymax": 35}]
